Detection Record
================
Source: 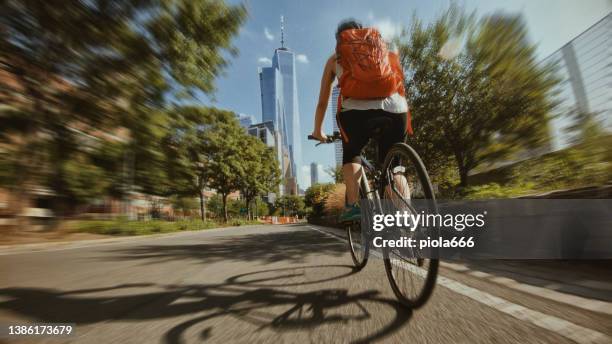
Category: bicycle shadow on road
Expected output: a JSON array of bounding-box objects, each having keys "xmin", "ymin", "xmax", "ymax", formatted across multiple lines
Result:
[
  {"xmin": 0, "ymin": 265, "xmax": 412, "ymax": 343},
  {"xmin": 105, "ymin": 228, "xmax": 347, "ymax": 265}
]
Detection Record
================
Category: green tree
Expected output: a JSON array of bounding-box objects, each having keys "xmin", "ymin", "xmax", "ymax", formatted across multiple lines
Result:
[
  {"xmin": 200, "ymin": 110, "xmax": 251, "ymax": 222},
  {"xmin": 163, "ymin": 106, "xmax": 278, "ymax": 222},
  {"xmin": 240, "ymin": 135, "xmax": 281, "ymax": 220},
  {"xmin": 325, "ymin": 165, "xmax": 344, "ymax": 183},
  {"xmin": 207, "ymin": 194, "xmax": 244, "ymax": 219},
  {"xmin": 170, "ymin": 196, "xmax": 199, "ymax": 218},
  {"xmin": 250, "ymin": 197, "xmax": 270, "ymax": 218},
  {"xmin": 206, "ymin": 194, "xmax": 224, "ymax": 219},
  {"xmin": 164, "ymin": 107, "xmax": 211, "ymax": 220},
  {"xmin": 163, "ymin": 106, "xmax": 240, "ymax": 221},
  {"xmin": 398, "ymin": 6, "xmax": 558, "ymax": 187},
  {"xmin": 273, "ymin": 195, "xmax": 305, "ymax": 217},
  {"xmin": 0, "ymin": 0, "xmax": 246, "ymax": 214},
  {"xmin": 304, "ymin": 183, "xmax": 335, "ymax": 217}
]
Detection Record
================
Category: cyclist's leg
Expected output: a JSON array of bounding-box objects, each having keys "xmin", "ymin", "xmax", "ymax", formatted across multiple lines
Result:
[
  {"xmin": 378, "ymin": 111, "xmax": 410, "ymax": 199},
  {"xmin": 337, "ymin": 110, "xmax": 370, "ymax": 219},
  {"xmin": 343, "ymin": 161, "xmax": 362, "ymax": 205}
]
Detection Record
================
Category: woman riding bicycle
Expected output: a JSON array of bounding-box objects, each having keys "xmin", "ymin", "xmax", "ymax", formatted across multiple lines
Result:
[{"xmin": 310, "ymin": 19, "xmax": 412, "ymax": 222}]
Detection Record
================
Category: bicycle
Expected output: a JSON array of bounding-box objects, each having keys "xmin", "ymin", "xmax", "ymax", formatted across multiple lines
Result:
[{"xmin": 308, "ymin": 127, "xmax": 439, "ymax": 308}]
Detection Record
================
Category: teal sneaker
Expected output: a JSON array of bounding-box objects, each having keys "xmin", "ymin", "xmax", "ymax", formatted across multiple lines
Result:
[{"xmin": 339, "ymin": 203, "xmax": 361, "ymax": 223}]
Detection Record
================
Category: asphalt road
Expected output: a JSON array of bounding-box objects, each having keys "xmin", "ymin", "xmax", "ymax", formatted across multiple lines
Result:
[{"xmin": 0, "ymin": 224, "xmax": 611, "ymax": 343}]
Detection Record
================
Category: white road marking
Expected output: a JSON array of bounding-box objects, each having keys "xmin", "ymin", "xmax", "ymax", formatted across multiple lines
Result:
[
  {"xmin": 308, "ymin": 225, "xmax": 612, "ymax": 344},
  {"xmin": 442, "ymin": 261, "xmax": 612, "ymax": 316}
]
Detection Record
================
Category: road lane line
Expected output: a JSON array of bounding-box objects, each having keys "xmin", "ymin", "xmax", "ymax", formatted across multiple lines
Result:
[
  {"xmin": 442, "ymin": 261, "xmax": 612, "ymax": 316},
  {"xmin": 308, "ymin": 225, "xmax": 612, "ymax": 344}
]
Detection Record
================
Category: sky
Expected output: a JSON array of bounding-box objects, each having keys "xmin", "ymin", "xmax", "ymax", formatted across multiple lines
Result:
[{"xmin": 198, "ymin": 0, "xmax": 612, "ymax": 188}]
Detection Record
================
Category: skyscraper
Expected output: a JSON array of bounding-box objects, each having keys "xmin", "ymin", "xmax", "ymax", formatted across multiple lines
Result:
[
  {"xmin": 259, "ymin": 66, "xmax": 287, "ymax": 146},
  {"xmin": 330, "ymin": 85, "xmax": 343, "ymax": 167},
  {"xmin": 310, "ymin": 162, "xmax": 318, "ymax": 186},
  {"xmin": 258, "ymin": 16, "xmax": 302, "ymax": 195}
]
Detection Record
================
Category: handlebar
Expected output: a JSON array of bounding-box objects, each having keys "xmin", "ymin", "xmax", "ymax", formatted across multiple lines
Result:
[{"xmin": 307, "ymin": 131, "xmax": 342, "ymax": 146}]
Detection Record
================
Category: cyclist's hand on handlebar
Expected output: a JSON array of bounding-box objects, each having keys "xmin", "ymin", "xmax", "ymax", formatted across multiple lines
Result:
[{"xmin": 310, "ymin": 129, "xmax": 328, "ymax": 143}]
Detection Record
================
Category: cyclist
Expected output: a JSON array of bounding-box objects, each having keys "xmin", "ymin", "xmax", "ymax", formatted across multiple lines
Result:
[{"xmin": 310, "ymin": 19, "xmax": 412, "ymax": 222}]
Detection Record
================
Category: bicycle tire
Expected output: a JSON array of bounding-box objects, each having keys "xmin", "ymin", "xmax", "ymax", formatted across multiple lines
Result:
[
  {"xmin": 346, "ymin": 171, "xmax": 371, "ymax": 270},
  {"xmin": 380, "ymin": 143, "xmax": 439, "ymax": 308}
]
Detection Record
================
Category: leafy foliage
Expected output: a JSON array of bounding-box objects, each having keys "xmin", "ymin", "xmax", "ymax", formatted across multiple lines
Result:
[
  {"xmin": 304, "ymin": 183, "xmax": 335, "ymax": 217},
  {"xmin": 325, "ymin": 165, "xmax": 344, "ymax": 183},
  {"xmin": 465, "ymin": 134, "xmax": 612, "ymax": 199},
  {"xmin": 0, "ymin": 0, "xmax": 246, "ymax": 214},
  {"xmin": 71, "ymin": 218, "xmax": 258, "ymax": 236},
  {"xmin": 164, "ymin": 106, "xmax": 281, "ymax": 222},
  {"xmin": 240, "ymin": 135, "xmax": 281, "ymax": 219},
  {"xmin": 271, "ymin": 195, "xmax": 305, "ymax": 217},
  {"xmin": 398, "ymin": 6, "xmax": 559, "ymax": 186}
]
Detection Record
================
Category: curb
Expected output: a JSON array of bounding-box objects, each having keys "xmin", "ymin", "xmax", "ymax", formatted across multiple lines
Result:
[{"xmin": 0, "ymin": 224, "xmax": 268, "ymax": 255}]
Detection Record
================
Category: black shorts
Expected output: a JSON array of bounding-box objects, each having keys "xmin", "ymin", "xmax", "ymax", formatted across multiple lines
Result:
[{"xmin": 337, "ymin": 109, "xmax": 408, "ymax": 165}]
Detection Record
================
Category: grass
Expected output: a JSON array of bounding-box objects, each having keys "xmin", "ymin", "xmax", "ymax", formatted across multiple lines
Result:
[
  {"xmin": 462, "ymin": 182, "xmax": 537, "ymax": 199},
  {"xmin": 69, "ymin": 218, "xmax": 260, "ymax": 236},
  {"xmin": 468, "ymin": 138, "xmax": 611, "ymax": 194}
]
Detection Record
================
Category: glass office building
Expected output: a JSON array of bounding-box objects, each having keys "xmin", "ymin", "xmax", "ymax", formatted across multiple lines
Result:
[
  {"xmin": 259, "ymin": 23, "xmax": 302, "ymax": 195},
  {"xmin": 272, "ymin": 48, "xmax": 302, "ymax": 190},
  {"xmin": 545, "ymin": 13, "xmax": 611, "ymax": 150}
]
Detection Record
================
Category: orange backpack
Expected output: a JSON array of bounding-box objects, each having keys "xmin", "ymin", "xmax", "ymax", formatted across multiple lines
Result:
[{"xmin": 336, "ymin": 28, "xmax": 405, "ymax": 99}]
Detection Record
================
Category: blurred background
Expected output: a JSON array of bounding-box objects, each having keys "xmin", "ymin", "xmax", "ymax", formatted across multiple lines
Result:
[{"xmin": 0, "ymin": 1, "xmax": 610, "ymax": 238}]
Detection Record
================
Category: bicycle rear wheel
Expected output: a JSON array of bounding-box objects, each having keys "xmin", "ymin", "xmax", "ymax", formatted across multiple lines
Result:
[
  {"xmin": 380, "ymin": 143, "xmax": 439, "ymax": 308},
  {"xmin": 346, "ymin": 169, "xmax": 371, "ymax": 270}
]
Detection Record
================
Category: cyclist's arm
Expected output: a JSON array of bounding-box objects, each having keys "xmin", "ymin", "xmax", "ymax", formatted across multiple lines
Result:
[{"xmin": 312, "ymin": 55, "xmax": 336, "ymax": 139}]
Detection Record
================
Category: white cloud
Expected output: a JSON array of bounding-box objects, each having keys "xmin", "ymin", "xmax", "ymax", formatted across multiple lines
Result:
[
  {"xmin": 438, "ymin": 37, "xmax": 463, "ymax": 60},
  {"xmin": 264, "ymin": 27, "xmax": 274, "ymax": 41},
  {"xmin": 296, "ymin": 54, "xmax": 309, "ymax": 64},
  {"xmin": 371, "ymin": 18, "xmax": 402, "ymax": 41},
  {"xmin": 257, "ymin": 57, "xmax": 272, "ymax": 65},
  {"xmin": 365, "ymin": 12, "xmax": 402, "ymax": 41}
]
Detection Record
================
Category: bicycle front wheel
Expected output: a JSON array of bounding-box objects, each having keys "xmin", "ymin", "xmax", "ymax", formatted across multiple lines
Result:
[{"xmin": 380, "ymin": 143, "xmax": 439, "ymax": 308}]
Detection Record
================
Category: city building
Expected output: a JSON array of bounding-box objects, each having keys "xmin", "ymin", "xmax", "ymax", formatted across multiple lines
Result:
[
  {"xmin": 258, "ymin": 16, "xmax": 302, "ymax": 195},
  {"xmin": 330, "ymin": 85, "xmax": 343, "ymax": 167},
  {"xmin": 246, "ymin": 120, "xmax": 290, "ymax": 201},
  {"xmin": 310, "ymin": 162, "xmax": 319, "ymax": 186},
  {"xmin": 247, "ymin": 121, "xmax": 275, "ymax": 147},
  {"xmin": 236, "ymin": 113, "xmax": 255, "ymax": 129},
  {"xmin": 544, "ymin": 13, "xmax": 611, "ymax": 150},
  {"xmin": 247, "ymin": 121, "xmax": 288, "ymax": 180}
]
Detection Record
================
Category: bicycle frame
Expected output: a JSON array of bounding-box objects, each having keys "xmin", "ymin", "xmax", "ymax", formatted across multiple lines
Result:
[{"xmin": 358, "ymin": 156, "xmax": 382, "ymax": 214}]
